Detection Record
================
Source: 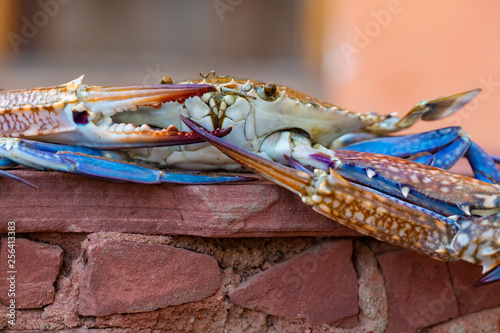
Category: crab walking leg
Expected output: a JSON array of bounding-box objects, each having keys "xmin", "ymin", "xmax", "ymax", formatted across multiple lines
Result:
[
  {"xmin": 340, "ymin": 127, "xmax": 500, "ymax": 184},
  {"xmin": 465, "ymin": 142, "xmax": 500, "ymax": 184},
  {"xmin": 57, "ymin": 153, "xmax": 253, "ymax": 184},
  {"xmin": 342, "ymin": 127, "xmax": 471, "ymax": 170},
  {"xmin": 340, "ymin": 127, "xmax": 466, "ymax": 157},
  {"xmin": 0, "ymin": 138, "xmax": 252, "ymax": 185},
  {"xmin": 366, "ymin": 89, "xmax": 480, "ymax": 133},
  {"xmin": 182, "ymin": 116, "xmax": 462, "ymax": 258}
]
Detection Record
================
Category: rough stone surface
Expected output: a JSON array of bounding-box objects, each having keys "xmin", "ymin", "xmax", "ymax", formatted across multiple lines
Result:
[
  {"xmin": 0, "ymin": 170, "xmax": 358, "ymax": 238},
  {"xmin": 422, "ymin": 305, "xmax": 500, "ymax": 333},
  {"xmin": 448, "ymin": 260, "xmax": 500, "ymax": 315},
  {"xmin": 0, "ymin": 237, "xmax": 63, "ymax": 309},
  {"xmin": 377, "ymin": 250, "xmax": 459, "ymax": 333},
  {"xmin": 354, "ymin": 239, "xmax": 388, "ymax": 333},
  {"xmin": 79, "ymin": 238, "xmax": 221, "ymax": 317},
  {"xmin": 229, "ymin": 239, "xmax": 358, "ymax": 327}
]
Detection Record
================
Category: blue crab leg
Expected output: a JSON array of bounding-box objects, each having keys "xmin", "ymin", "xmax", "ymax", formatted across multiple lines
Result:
[
  {"xmin": 56, "ymin": 153, "xmax": 251, "ymax": 184},
  {"xmin": 181, "ymin": 115, "xmax": 459, "ymax": 260},
  {"xmin": 0, "ymin": 168, "xmax": 37, "ymax": 187},
  {"xmin": 341, "ymin": 127, "xmax": 465, "ymax": 158},
  {"xmin": 0, "ymin": 156, "xmax": 37, "ymax": 186},
  {"xmin": 341, "ymin": 126, "xmax": 500, "ymax": 184},
  {"xmin": 491, "ymin": 155, "xmax": 500, "ymax": 164},
  {"xmin": 0, "ymin": 157, "xmax": 18, "ymax": 168},
  {"xmin": 0, "ymin": 138, "xmax": 252, "ymax": 185},
  {"xmin": 465, "ymin": 142, "xmax": 500, "ymax": 183}
]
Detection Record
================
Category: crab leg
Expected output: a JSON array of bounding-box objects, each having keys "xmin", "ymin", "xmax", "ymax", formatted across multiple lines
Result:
[
  {"xmin": 366, "ymin": 89, "xmax": 480, "ymax": 133},
  {"xmin": 465, "ymin": 141, "xmax": 500, "ymax": 183},
  {"xmin": 0, "ymin": 138, "xmax": 253, "ymax": 185},
  {"xmin": 341, "ymin": 127, "xmax": 500, "ymax": 184},
  {"xmin": 341, "ymin": 127, "xmax": 466, "ymax": 157}
]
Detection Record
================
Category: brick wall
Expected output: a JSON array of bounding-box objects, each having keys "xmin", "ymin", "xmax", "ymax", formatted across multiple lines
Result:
[{"xmin": 1, "ymin": 171, "xmax": 500, "ymax": 332}]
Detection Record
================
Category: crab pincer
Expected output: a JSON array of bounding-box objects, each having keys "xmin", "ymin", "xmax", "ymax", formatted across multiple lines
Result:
[
  {"xmin": 0, "ymin": 76, "xmax": 225, "ymax": 148},
  {"xmin": 181, "ymin": 115, "xmax": 500, "ymax": 286}
]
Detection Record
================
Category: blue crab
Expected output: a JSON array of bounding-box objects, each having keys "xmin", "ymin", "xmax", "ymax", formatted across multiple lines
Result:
[{"xmin": 1, "ymin": 73, "xmax": 500, "ymax": 285}]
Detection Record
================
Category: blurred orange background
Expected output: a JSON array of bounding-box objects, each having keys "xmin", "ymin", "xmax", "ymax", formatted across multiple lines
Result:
[{"xmin": 1, "ymin": 0, "xmax": 499, "ymax": 156}]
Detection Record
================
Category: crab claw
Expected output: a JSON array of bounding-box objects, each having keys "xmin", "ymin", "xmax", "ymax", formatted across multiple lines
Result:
[
  {"xmin": 0, "ymin": 76, "xmax": 222, "ymax": 149},
  {"xmin": 65, "ymin": 81, "xmax": 224, "ymax": 149},
  {"xmin": 182, "ymin": 115, "xmax": 458, "ymax": 261}
]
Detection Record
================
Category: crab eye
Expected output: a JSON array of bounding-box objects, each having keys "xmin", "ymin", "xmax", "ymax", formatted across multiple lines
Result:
[
  {"xmin": 256, "ymin": 82, "xmax": 279, "ymax": 101},
  {"xmin": 161, "ymin": 76, "xmax": 173, "ymax": 84},
  {"xmin": 264, "ymin": 83, "xmax": 277, "ymax": 97}
]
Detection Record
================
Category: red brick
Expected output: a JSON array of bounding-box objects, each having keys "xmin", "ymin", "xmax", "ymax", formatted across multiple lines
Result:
[
  {"xmin": 0, "ymin": 237, "xmax": 63, "ymax": 309},
  {"xmin": 422, "ymin": 306, "xmax": 500, "ymax": 333},
  {"xmin": 377, "ymin": 250, "xmax": 458, "ymax": 332},
  {"xmin": 79, "ymin": 239, "xmax": 220, "ymax": 317},
  {"xmin": 0, "ymin": 171, "xmax": 358, "ymax": 238},
  {"xmin": 448, "ymin": 260, "xmax": 500, "ymax": 315},
  {"xmin": 229, "ymin": 239, "xmax": 358, "ymax": 327}
]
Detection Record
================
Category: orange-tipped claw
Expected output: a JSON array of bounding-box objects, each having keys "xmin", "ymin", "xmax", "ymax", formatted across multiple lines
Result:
[{"xmin": 181, "ymin": 115, "xmax": 312, "ymax": 195}]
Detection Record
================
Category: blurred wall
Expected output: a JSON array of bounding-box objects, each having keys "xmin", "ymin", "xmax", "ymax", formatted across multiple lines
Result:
[
  {"xmin": 0, "ymin": 0, "xmax": 316, "ymax": 92},
  {"xmin": 323, "ymin": 1, "xmax": 500, "ymax": 153},
  {"xmin": 1, "ymin": 0, "xmax": 499, "ymax": 155}
]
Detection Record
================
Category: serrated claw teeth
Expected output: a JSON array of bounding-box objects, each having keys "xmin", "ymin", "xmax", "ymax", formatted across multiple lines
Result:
[
  {"xmin": 459, "ymin": 205, "xmax": 471, "ymax": 216},
  {"xmin": 140, "ymin": 124, "xmax": 151, "ymax": 132},
  {"xmin": 123, "ymin": 123, "xmax": 136, "ymax": 134},
  {"xmin": 166, "ymin": 125, "xmax": 179, "ymax": 133},
  {"xmin": 366, "ymin": 169, "xmax": 376, "ymax": 179},
  {"xmin": 401, "ymin": 186, "xmax": 410, "ymax": 198}
]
